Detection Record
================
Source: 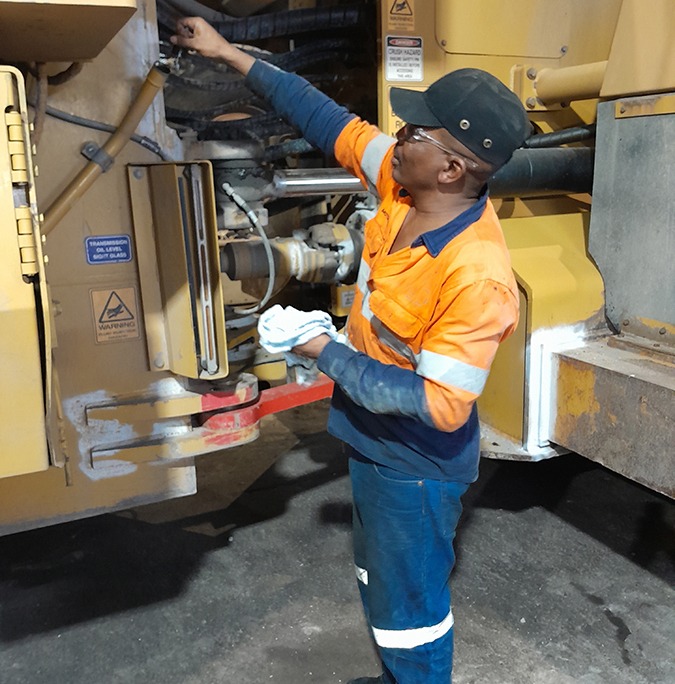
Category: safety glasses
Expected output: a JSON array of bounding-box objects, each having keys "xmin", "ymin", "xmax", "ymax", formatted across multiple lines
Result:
[{"xmin": 396, "ymin": 124, "xmax": 480, "ymax": 169}]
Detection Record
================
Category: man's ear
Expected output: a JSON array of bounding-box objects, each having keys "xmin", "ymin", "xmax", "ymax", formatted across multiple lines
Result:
[{"xmin": 438, "ymin": 157, "xmax": 466, "ymax": 185}]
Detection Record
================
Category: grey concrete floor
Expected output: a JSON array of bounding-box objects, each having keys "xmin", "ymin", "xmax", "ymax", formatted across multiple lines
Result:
[{"xmin": 0, "ymin": 400, "xmax": 673, "ymax": 684}]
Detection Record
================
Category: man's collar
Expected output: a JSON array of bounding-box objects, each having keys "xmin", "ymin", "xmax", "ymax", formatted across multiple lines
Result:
[{"xmin": 406, "ymin": 188, "xmax": 488, "ymax": 257}]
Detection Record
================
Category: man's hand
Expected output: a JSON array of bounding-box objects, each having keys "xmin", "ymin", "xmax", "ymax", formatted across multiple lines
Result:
[
  {"xmin": 292, "ymin": 334, "xmax": 332, "ymax": 360},
  {"xmin": 170, "ymin": 17, "xmax": 255, "ymax": 75}
]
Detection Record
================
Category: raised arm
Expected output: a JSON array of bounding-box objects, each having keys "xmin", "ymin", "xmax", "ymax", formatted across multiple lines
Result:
[{"xmin": 170, "ymin": 17, "xmax": 355, "ymax": 155}]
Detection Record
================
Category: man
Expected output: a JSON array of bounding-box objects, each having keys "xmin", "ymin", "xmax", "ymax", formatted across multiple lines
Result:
[{"xmin": 172, "ymin": 17, "xmax": 529, "ymax": 684}]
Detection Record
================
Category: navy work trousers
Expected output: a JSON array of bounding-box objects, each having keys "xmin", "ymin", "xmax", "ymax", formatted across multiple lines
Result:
[{"xmin": 350, "ymin": 456, "xmax": 469, "ymax": 684}]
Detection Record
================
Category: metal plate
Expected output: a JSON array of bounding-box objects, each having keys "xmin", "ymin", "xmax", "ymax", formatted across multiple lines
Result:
[{"xmin": 589, "ymin": 99, "xmax": 675, "ymax": 344}]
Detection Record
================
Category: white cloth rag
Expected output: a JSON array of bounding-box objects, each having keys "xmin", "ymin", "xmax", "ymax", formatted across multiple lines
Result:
[{"xmin": 258, "ymin": 305, "xmax": 340, "ymax": 385}]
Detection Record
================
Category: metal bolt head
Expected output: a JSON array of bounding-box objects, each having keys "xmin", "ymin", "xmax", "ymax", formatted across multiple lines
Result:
[
  {"xmin": 441, "ymin": 39, "xmax": 447, "ymax": 47},
  {"xmin": 525, "ymin": 97, "xmax": 537, "ymax": 109},
  {"xmin": 659, "ymin": 327, "xmax": 667, "ymax": 335},
  {"xmin": 133, "ymin": 168, "xmax": 144, "ymax": 179},
  {"xmin": 623, "ymin": 319, "xmax": 630, "ymax": 326},
  {"xmin": 526, "ymin": 68, "xmax": 537, "ymax": 80},
  {"xmin": 620, "ymin": 106, "xmax": 626, "ymax": 114},
  {"xmin": 560, "ymin": 45, "xmax": 568, "ymax": 55}
]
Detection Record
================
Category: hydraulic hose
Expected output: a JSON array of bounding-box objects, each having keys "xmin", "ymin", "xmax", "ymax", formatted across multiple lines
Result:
[
  {"xmin": 42, "ymin": 63, "xmax": 169, "ymax": 236},
  {"xmin": 212, "ymin": 5, "xmax": 366, "ymax": 42},
  {"xmin": 524, "ymin": 124, "xmax": 596, "ymax": 149},
  {"xmin": 488, "ymin": 147, "xmax": 594, "ymax": 198}
]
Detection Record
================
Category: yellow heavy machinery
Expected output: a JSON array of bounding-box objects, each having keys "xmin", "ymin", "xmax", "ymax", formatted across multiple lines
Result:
[{"xmin": 0, "ymin": 0, "xmax": 672, "ymax": 535}]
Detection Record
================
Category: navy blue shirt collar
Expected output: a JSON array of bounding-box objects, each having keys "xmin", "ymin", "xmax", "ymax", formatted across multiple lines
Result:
[{"xmin": 406, "ymin": 188, "xmax": 489, "ymax": 257}]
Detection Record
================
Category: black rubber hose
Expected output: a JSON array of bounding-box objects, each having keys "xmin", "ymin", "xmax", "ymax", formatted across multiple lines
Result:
[
  {"xmin": 28, "ymin": 100, "xmax": 170, "ymax": 160},
  {"xmin": 524, "ymin": 124, "xmax": 596, "ymax": 149},
  {"xmin": 170, "ymin": 42, "xmax": 348, "ymax": 92},
  {"xmin": 196, "ymin": 113, "xmax": 297, "ymax": 141},
  {"xmin": 211, "ymin": 5, "xmax": 367, "ymax": 42},
  {"xmin": 489, "ymin": 147, "xmax": 594, "ymax": 197}
]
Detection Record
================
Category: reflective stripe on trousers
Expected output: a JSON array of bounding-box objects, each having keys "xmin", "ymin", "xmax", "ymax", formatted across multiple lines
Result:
[{"xmin": 350, "ymin": 455, "xmax": 469, "ymax": 684}]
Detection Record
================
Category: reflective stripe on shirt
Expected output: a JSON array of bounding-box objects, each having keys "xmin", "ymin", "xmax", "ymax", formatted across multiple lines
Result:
[
  {"xmin": 415, "ymin": 349, "xmax": 489, "ymax": 395},
  {"xmin": 372, "ymin": 609, "xmax": 454, "ymax": 650},
  {"xmin": 357, "ymin": 258, "xmax": 489, "ymax": 393},
  {"xmin": 361, "ymin": 134, "xmax": 395, "ymax": 197},
  {"xmin": 356, "ymin": 259, "xmax": 416, "ymax": 364}
]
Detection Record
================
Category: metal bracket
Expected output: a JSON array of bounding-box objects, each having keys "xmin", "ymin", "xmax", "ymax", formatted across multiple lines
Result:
[
  {"xmin": 511, "ymin": 64, "xmax": 562, "ymax": 112},
  {"xmin": 615, "ymin": 93, "xmax": 675, "ymax": 119},
  {"xmin": 81, "ymin": 141, "xmax": 114, "ymax": 172}
]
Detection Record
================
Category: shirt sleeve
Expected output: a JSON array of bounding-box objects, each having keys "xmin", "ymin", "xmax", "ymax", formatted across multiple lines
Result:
[
  {"xmin": 244, "ymin": 59, "xmax": 356, "ymax": 155},
  {"xmin": 317, "ymin": 340, "xmax": 436, "ymax": 427},
  {"xmin": 334, "ymin": 118, "xmax": 396, "ymax": 198}
]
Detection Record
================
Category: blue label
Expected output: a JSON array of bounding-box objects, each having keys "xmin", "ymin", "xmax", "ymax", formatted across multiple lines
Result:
[{"xmin": 85, "ymin": 235, "xmax": 133, "ymax": 265}]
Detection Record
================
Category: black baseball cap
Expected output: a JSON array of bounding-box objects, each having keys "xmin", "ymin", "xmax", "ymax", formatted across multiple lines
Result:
[{"xmin": 390, "ymin": 68, "xmax": 531, "ymax": 168}]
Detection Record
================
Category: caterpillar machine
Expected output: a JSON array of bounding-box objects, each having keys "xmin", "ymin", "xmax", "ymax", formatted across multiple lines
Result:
[{"xmin": 0, "ymin": 0, "xmax": 673, "ymax": 535}]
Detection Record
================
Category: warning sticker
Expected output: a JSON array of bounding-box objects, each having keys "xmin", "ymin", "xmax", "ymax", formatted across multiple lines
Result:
[
  {"xmin": 388, "ymin": 0, "xmax": 415, "ymax": 31},
  {"xmin": 90, "ymin": 287, "xmax": 140, "ymax": 343},
  {"xmin": 385, "ymin": 36, "xmax": 423, "ymax": 82},
  {"xmin": 340, "ymin": 288, "xmax": 355, "ymax": 308}
]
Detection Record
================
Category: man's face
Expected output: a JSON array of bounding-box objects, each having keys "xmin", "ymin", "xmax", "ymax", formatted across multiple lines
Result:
[
  {"xmin": 392, "ymin": 124, "xmax": 479, "ymax": 190},
  {"xmin": 392, "ymin": 124, "xmax": 443, "ymax": 190}
]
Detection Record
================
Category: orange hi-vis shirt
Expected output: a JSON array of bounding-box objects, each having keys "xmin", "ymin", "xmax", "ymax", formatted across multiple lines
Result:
[{"xmin": 333, "ymin": 118, "xmax": 519, "ymax": 428}]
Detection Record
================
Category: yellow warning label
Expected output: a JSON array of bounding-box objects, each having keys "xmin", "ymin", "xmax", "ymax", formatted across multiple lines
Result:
[
  {"xmin": 388, "ymin": 0, "xmax": 415, "ymax": 31},
  {"xmin": 91, "ymin": 287, "xmax": 140, "ymax": 343}
]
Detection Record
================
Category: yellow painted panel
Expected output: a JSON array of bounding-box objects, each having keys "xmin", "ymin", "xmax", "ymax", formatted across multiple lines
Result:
[
  {"xmin": 436, "ymin": 0, "xmax": 572, "ymax": 58},
  {"xmin": 479, "ymin": 289, "xmax": 526, "ymax": 442},
  {"xmin": 602, "ymin": 0, "xmax": 675, "ymax": 97},
  {"xmin": 0, "ymin": 70, "xmax": 49, "ymax": 478},
  {"xmin": 0, "ymin": 0, "xmax": 137, "ymax": 62},
  {"xmin": 501, "ymin": 212, "xmax": 605, "ymax": 329}
]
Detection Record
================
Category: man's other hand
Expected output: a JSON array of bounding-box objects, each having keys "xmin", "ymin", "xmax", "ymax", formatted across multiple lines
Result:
[{"xmin": 292, "ymin": 334, "xmax": 332, "ymax": 359}]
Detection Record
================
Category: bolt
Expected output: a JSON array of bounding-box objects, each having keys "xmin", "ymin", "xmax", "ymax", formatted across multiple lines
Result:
[
  {"xmin": 659, "ymin": 327, "xmax": 667, "ymax": 335},
  {"xmin": 619, "ymin": 106, "xmax": 626, "ymax": 114},
  {"xmin": 526, "ymin": 68, "xmax": 537, "ymax": 80},
  {"xmin": 133, "ymin": 168, "xmax": 144, "ymax": 179},
  {"xmin": 560, "ymin": 45, "xmax": 568, "ymax": 55},
  {"xmin": 525, "ymin": 97, "xmax": 537, "ymax": 109},
  {"xmin": 623, "ymin": 319, "xmax": 630, "ymax": 326},
  {"xmin": 441, "ymin": 39, "xmax": 447, "ymax": 47}
]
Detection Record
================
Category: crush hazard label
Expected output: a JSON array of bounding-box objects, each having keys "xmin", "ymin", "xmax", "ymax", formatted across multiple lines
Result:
[
  {"xmin": 90, "ymin": 287, "xmax": 140, "ymax": 343},
  {"xmin": 385, "ymin": 36, "xmax": 423, "ymax": 81}
]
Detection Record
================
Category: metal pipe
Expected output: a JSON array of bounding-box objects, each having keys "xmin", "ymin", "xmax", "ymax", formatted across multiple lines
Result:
[
  {"xmin": 535, "ymin": 61, "xmax": 607, "ymax": 104},
  {"xmin": 271, "ymin": 168, "xmax": 365, "ymax": 198},
  {"xmin": 42, "ymin": 64, "xmax": 169, "ymax": 236}
]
